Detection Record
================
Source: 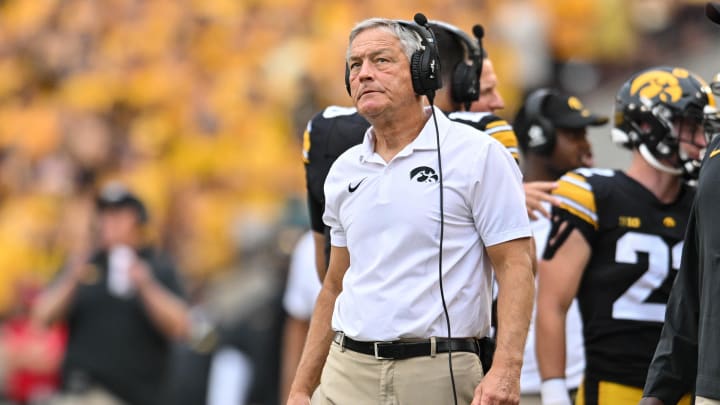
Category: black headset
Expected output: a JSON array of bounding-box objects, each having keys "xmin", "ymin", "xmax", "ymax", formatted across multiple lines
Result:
[
  {"xmin": 345, "ymin": 19, "xmax": 442, "ymax": 101},
  {"xmin": 523, "ymin": 88, "xmax": 557, "ymax": 155},
  {"xmin": 429, "ymin": 21, "xmax": 484, "ymax": 109}
]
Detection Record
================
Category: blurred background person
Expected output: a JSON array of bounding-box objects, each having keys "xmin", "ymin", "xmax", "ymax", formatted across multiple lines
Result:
[
  {"xmin": 512, "ymin": 88, "xmax": 608, "ymax": 404},
  {"xmin": 279, "ymin": 231, "xmax": 321, "ymax": 403},
  {"xmin": 32, "ymin": 183, "xmax": 189, "ymax": 405}
]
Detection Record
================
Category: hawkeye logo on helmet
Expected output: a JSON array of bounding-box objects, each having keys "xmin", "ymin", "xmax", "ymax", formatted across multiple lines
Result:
[
  {"xmin": 568, "ymin": 96, "xmax": 583, "ymax": 110},
  {"xmin": 629, "ymin": 70, "xmax": 685, "ymax": 103}
]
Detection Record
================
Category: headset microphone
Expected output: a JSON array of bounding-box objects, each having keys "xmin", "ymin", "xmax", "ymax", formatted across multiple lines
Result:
[
  {"xmin": 471, "ymin": 24, "xmax": 485, "ymax": 102},
  {"xmin": 707, "ymin": 2, "xmax": 720, "ymax": 25},
  {"xmin": 472, "ymin": 24, "xmax": 484, "ymax": 41},
  {"xmin": 413, "ymin": 12, "xmax": 428, "ymax": 26}
]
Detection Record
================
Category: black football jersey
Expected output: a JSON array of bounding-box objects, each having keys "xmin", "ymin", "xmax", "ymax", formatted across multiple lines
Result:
[
  {"xmin": 447, "ymin": 111, "xmax": 519, "ymax": 162},
  {"xmin": 546, "ymin": 168, "xmax": 695, "ymax": 388},
  {"xmin": 303, "ymin": 106, "xmax": 368, "ymax": 234}
]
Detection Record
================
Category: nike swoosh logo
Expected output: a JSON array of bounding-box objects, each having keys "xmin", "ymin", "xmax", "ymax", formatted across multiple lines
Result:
[
  {"xmin": 710, "ymin": 148, "xmax": 720, "ymax": 158},
  {"xmin": 348, "ymin": 178, "xmax": 366, "ymax": 193}
]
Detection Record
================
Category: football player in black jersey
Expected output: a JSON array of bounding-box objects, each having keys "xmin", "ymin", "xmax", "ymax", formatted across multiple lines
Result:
[
  {"xmin": 535, "ymin": 66, "xmax": 715, "ymax": 405},
  {"xmin": 640, "ymin": 8, "xmax": 720, "ymax": 404},
  {"xmin": 303, "ymin": 21, "xmax": 521, "ymax": 281}
]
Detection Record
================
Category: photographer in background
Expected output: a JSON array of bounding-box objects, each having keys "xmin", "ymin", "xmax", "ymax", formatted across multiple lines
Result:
[{"xmin": 33, "ymin": 183, "xmax": 190, "ymax": 405}]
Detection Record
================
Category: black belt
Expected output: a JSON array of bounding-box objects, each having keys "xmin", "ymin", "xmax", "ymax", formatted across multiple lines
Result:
[{"xmin": 333, "ymin": 332, "xmax": 485, "ymax": 361}]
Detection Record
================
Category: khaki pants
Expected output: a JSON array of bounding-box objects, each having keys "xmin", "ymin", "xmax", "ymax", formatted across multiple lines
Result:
[
  {"xmin": 697, "ymin": 397, "xmax": 720, "ymax": 405},
  {"xmin": 312, "ymin": 341, "xmax": 484, "ymax": 405},
  {"xmin": 51, "ymin": 387, "xmax": 127, "ymax": 405}
]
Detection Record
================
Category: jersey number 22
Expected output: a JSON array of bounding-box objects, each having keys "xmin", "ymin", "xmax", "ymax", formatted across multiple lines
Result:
[{"xmin": 612, "ymin": 232, "xmax": 682, "ymax": 323}]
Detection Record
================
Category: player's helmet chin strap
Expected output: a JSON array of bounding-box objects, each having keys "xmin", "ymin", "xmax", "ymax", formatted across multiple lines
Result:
[{"xmin": 638, "ymin": 143, "xmax": 683, "ymax": 175}]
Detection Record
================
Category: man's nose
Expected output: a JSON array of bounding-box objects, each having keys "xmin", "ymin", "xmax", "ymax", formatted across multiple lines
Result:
[
  {"xmin": 491, "ymin": 91, "xmax": 505, "ymax": 111},
  {"xmin": 357, "ymin": 60, "xmax": 375, "ymax": 81}
]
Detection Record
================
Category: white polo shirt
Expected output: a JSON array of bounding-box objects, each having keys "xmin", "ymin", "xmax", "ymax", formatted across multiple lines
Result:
[{"xmin": 323, "ymin": 106, "xmax": 531, "ymax": 341}]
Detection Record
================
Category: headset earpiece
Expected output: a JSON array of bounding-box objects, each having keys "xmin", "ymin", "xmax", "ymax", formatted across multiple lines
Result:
[
  {"xmin": 524, "ymin": 89, "xmax": 556, "ymax": 156},
  {"xmin": 401, "ymin": 18, "xmax": 442, "ymax": 100},
  {"xmin": 429, "ymin": 21, "xmax": 483, "ymax": 109},
  {"xmin": 451, "ymin": 61, "xmax": 479, "ymax": 109}
]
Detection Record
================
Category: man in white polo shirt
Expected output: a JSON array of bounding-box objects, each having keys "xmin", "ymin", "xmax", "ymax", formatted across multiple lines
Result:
[{"xmin": 287, "ymin": 17, "xmax": 534, "ymax": 405}]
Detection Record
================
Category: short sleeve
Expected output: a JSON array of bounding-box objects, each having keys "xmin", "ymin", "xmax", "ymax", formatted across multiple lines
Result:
[
  {"xmin": 470, "ymin": 141, "xmax": 531, "ymax": 246},
  {"xmin": 549, "ymin": 171, "xmax": 599, "ymax": 245},
  {"xmin": 322, "ymin": 165, "xmax": 347, "ymax": 248}
]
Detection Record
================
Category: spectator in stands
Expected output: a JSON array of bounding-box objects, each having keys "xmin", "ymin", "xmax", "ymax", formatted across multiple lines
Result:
[{"xmin": 33, "ymin": 182, "xmax": 190, "ymax": 405}]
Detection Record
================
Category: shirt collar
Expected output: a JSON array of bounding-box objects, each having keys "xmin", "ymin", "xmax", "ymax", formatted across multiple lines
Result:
[{"xmin": 359, "ymin": 106, "xmax": 451, "ymax": 163}]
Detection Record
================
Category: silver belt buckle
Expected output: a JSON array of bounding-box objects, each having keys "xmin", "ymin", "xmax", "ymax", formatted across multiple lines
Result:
[{"xmin": 373, "ymin": 342, "xmax": 391, "ymax": 360}]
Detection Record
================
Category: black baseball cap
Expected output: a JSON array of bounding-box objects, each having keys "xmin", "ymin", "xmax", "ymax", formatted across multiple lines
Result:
[
  {"xmin": 514, "ymin": 91, "xmax": 608, "ymax": 150},
  {"xmin": 96, "ymin": 182, "xmax": 149, "ymax": 224},
  {"xmin": 539, "ymin": 93, "xmax": 608, "ymax": 129}
]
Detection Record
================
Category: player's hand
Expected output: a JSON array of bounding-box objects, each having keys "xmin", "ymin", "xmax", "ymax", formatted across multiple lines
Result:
[
  {"xmin": 524, "ymin": 181, "xmax": 561, "ymax": 220},
  {"xmin": 286, "ymin": 392, "xmax": 311, "ymax": 405},
  {"xmin": 471, "ymin": 366, "xmax": 520, "ymax": 405}
]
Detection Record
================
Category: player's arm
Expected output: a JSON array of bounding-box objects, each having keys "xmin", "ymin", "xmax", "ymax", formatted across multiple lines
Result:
[
  {"xmin": 536, "ymin": 226, "xmax": 590, "ymax": 405},
  {"xmin": 287, "ymin": 245, "xmax": 349, "ymax": 404},
  {"xmin": 473, "ymin": 236, "xmax": 535, "ymax": 405},
  {"xmin": 536, "ymin": 170, "xmax": 596, "ymax": 404}
]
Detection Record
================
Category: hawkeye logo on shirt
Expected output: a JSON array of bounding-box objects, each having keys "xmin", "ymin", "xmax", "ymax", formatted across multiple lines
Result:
[
  {"xmin": 409, "ymin": 166, "xmax": 438, "ymax": 183},
  {"xmin": 710, "ymin": 148, "xmax": 720, "ymax": 159}
]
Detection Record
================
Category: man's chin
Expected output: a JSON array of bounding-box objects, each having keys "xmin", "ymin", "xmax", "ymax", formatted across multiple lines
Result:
[{"xmin": 357, "ymin": 101, "xmax": 386, "ymax": 118}]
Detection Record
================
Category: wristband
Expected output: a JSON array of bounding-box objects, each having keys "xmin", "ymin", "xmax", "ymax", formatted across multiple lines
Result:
[{"xmin": 540, "ymin": 378, "xmax": 572, "ymax": 405}]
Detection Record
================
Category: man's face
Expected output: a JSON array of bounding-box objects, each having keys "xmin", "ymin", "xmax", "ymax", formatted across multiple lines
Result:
[
  {"xmin": 675, "ymin": 116, "xmax": 708, "ymax": 161},
  {"xmin": 469, "ymin": 59, "xmax": 505, "ymax": 114},
  {"xmin": 550, "ymin": 127, "xmax": 594, "ymax": 174},
  {"xmin": 346, "ymin": 27, "xmax": 416, "ymax": 119},
  {"xmin": 98, "ymin": 207, "xmax": 141, "ymax": 248}
]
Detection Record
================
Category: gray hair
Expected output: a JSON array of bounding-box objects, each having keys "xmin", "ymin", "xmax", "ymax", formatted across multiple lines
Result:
[{"xmin": 346, "ymin": 18, "xmax": 423, "ymax": 63}]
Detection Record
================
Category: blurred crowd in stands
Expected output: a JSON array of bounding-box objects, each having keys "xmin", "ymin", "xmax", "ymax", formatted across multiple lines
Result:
[{"xmin": 0, "ymin": 0, "xmax": 716, "ymax": 403}]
